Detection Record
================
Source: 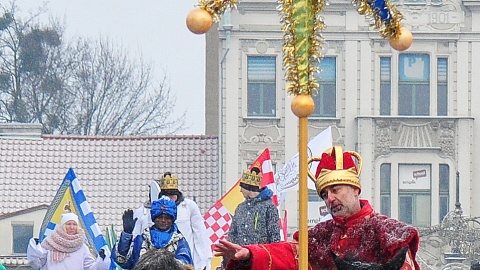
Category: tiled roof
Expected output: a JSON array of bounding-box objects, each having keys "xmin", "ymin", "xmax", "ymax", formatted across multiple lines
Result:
[
  {"xmin": 0, "ymin": 255, "xmax": 29, "ymax": 267},
  {"xmin": 0, "ymin": 134, "xmax": 219, "ymax": 231},
  {"xmin": 0, "ymin": 204, "xmax": 49, "ymax": 220}
]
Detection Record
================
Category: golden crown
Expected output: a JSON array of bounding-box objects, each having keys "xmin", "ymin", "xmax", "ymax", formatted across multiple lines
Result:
[
  {"xmin": 240, "ymin": 169, "xmax": 262, "ymax": 187},
  {"xmin": 307, "ymin": 146, "xmax": 363, "ymax": 195},
  {"xmin": 160, "ymin": 174, "xmax": 178, "ymax": 190}
]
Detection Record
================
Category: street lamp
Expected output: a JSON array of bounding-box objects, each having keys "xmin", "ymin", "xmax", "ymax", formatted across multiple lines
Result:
[{"xmin": 418, "ymin": 172, "xmax": 480, "ymax": 268}]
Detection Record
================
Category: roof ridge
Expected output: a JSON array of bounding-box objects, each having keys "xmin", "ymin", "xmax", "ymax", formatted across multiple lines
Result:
[{"xmin": 41, "ymin": 134, "xmax": 219, "ymax": 140}]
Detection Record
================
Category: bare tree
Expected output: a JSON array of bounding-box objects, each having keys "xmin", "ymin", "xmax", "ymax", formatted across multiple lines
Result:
[
  {"xmin": 66, "ymin": 38, "xmax": 186, "ymax": 135},
  {"xmin": 0, "ymin": 2, "xmax": 186, "ymax": 135},
  {"xmin": 0, "ymin": 2, "xmax": 71, "ymax": 131}
]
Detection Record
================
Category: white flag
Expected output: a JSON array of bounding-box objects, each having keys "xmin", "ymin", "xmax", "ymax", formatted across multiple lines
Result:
[{"xmin": 275, "ymin": 126, "xmax": 333, "ymax": 205}]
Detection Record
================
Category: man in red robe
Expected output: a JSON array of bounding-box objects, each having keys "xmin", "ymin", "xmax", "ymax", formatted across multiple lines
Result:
[{"xmin": 215, "ymin": 146, "xmax": 420, "ymax": 270}]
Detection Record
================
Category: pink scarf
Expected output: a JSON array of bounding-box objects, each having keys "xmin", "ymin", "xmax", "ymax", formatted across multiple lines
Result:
[{"xmin": 41, "ymin": 227, "xmax": 85, "ymax": 263}]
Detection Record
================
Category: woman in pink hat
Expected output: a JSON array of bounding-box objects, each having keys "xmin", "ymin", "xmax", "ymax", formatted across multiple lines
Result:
[{"xmin": 27, "ymin": 212, "xmax": 110, "ymax": 270}]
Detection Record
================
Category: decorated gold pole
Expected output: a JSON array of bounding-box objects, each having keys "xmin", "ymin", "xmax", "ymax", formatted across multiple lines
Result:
[
  {"xmin": 186, "ymin": 0, "xmax": 412, "ymax": 269},
  {"xmin": 280, "ymin": 0, "xmax": 323, "ymax": 265},
  {"xmin": 296, "ymin": 117, "xmax": 310, "ymax": 269}
]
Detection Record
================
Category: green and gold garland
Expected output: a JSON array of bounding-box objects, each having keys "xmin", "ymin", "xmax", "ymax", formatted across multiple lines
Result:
[
  {"xmin": 197, "ymin": 0, "xmax": 239, "ymax": 23},
  {"xmin": 354, "ymin": 0, "xmax": 404, "ymax": 39},
  {"xmin": 278, "ymin": 0, "xmax": 326, "ymax": 96}
]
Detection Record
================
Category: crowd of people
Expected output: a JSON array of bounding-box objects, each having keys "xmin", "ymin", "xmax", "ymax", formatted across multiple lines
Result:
[
  {"xmin": 25, "ymin": 172, "xmax": 212, "ymax": 270},
  {"xmin": 214, "ymin": 146, "xmax": 420, "ymax": 270},
  {"xmin": 22, "ymin": 146, "xmax": 424, "ymax": 270}
]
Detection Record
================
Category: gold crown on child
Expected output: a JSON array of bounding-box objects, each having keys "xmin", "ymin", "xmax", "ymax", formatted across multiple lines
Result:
[
  {"xmin": 160, "ymin": 174, "xmax": 178, "ymax": 190},
  {"xmin": 240, "ymin": 169, "xmax": 262, "ymax": 187}
]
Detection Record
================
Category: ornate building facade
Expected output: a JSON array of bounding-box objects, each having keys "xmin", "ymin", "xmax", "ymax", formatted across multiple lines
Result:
[{"xmin": 205, "ymin": 0, "xmax": 480, "ymax": 266}]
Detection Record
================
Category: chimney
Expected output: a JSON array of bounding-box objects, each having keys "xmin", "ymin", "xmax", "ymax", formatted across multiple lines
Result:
[{"xmin": 0, "ymin": 123, "xmax": 43, "ymax": 139}]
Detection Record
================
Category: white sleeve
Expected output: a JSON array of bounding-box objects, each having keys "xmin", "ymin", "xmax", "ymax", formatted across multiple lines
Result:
[
  {"xmin": 133, "ymin": 205, "xmax": 151, "ymax": 237},
  {"xmin": 91, "ymin": 253, "xmax": 111, "ymax": 270},
  {"xmin": 83, "ymin": 245, "xmax": 112, "ymax": 270},
  {"xmin": 187, "ymin": 200, "xmax": 213, "ymax": 269},
  {"xmin": 26, "ymin": 238, "xmax": 47, "ymax": 270}
]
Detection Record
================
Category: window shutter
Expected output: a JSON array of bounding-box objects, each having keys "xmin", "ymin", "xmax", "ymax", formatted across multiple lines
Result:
[
  {"xmin": 437, "ymin": 58, "xmax": 448, "ymax": 82},
  {"xmin": 248, "ymin": 56, "xmax": 276, "ymax": 81}
]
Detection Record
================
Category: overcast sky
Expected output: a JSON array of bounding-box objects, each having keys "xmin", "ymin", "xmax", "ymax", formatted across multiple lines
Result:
[{"xmin": 11, "ymin": 0, "xmax": 206, "ymax": 135}]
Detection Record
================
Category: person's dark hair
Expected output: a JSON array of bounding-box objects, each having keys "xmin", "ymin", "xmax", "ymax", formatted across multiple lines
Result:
[
  {"xmin": 132, "ymin": 248, "xmax": 182, "ymax": 270},
  {"xmin": 159, "ymin": 189, "xmax": 182, "ymax": 197}
]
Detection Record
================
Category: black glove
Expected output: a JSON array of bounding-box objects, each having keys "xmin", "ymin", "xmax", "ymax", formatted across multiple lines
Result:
[
  {"xmin": 384, "ymin": 247, "xmax": 408, "ymax": 269},
  {"xmin": 122, "ymin": 209, "xmax": 137, "ymax": 234},
  {"xmin": 99, "ymin": 249, "xmax": 106, "ymax": 260}
]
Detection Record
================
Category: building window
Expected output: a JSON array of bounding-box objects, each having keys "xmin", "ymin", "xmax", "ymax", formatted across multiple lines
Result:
[
  {"xmin": 13, "ymin": 224, "xmax": 33, "ymax": 254},
  {"xmin": 246, "ymin": 163, "xmax": 276, "ymax": 170},
  {"xmin": 398, "ymin": 164, "xmax": 431, "ymax": 227},
  {"xmin": 439, "ymin": 164, "xmax": 449, "ymax": 222},
  {"xmin": 380, "ymin": 163, "xmax": 391, "ymax": 216},
  {"xmin": 380, "ymin": 57, "xmax": 392, "ymax": 115},
  {"xmin": 308, "ymin": 189, "xmax": 321, "ymax": 202},
  {"xmin": 404, "ymin": 0, "xmax": 427, "ymax": 4},
  {"xmin": 398, "ymin": 54, "xmax": 430, "ymax": 116},
  {"xmin": 247, "ymin": 56, "xmax": 276, "ymax": 117},
  {"xmin": 437, "ymin": 58, "xmax": 448, "ymax": 116},
  {"xmin": 312, "ymin": 57, "xmax": 336, "ymax": 117}
]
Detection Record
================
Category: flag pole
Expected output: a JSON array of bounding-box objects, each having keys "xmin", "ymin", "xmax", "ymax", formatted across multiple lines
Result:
[
  {"xmin": 290, "ymin": 96, "xmax": 315, "ymax": 270},
  {"xmin": 298, "ymin": 116, "xmax": 309, "ymax": 270},
  {"xmin": 281, "ymin": 0, "xmax": 318, "ymax": 266}
]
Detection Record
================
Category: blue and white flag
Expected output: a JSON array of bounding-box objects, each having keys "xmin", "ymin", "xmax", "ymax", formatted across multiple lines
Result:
[{"xmin": 39, "ymin": 168, "xmax": 108, "ymax": 257}]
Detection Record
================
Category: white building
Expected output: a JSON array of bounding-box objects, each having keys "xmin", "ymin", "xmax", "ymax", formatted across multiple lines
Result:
[{"xmin": 205, "ymin": 0, "xmax": 480, "ymax": 266}]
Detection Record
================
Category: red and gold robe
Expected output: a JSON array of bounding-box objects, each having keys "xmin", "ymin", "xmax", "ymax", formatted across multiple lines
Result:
[{"xmin": 225, "ymin": 200, "xmax": 419, "ymax": 270}]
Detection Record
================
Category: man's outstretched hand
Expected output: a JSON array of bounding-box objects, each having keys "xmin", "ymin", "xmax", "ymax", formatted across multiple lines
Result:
[{"xmin": 214, "ymin": 239, "xmax": 251, "ymax": 261}]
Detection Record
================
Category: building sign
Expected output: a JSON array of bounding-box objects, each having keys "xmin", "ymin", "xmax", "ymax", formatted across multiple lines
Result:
[
  {"xmin": 399, "ymin": 164, "xmax": 431, "ymax": 190},
  {"xmin": 308, "ymin": 201, "xmax": 329, "ymax": 227},
  {"xmin": 397, "ymin": 0, "xmax": 465, "ymax": 31}
]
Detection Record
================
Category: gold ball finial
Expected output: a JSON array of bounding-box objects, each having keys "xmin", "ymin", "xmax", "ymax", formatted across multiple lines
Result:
[
  {"xmin": 389, "ymin": 27, "xmax": 413, "ymax": 51},
  {"xmin": 186, "ymin": 9, "xmax": 213, "ymax": 35},
  {"xmin": 291, "ymin": 94, "xmax": 315, "ymax": 118}
]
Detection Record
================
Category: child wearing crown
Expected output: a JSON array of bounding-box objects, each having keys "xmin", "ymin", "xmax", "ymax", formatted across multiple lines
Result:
[{"xmin": 220, "ymin": 166, "xmax": 281, "ymax": 268}]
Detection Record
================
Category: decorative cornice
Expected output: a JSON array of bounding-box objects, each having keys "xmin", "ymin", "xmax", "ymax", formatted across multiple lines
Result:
[
  {"xmin": 237, "ymin": 1, "xmax": 278, "ymax": 14},
  {"xmin": 240, "ymin": 123, "xmax": 282, "ymax": 144},
  {"xmin": 372, "ymin": 118, "xmax": 458, "ymax": 160}
]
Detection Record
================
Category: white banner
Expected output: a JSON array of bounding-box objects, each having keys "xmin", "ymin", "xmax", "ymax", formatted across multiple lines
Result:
[{"xmin": 275, "ymin": 126, "xmax": 333, "ymax": 205}]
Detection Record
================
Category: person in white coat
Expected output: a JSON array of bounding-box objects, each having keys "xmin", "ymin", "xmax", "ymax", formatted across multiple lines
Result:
[
  {"xmin": 27, "ymin": 213, "xmax": 110, "ymax": 270},
  {"xmin": 133, "ymin": 172, "xmax": 212, "ymax": 270},
  {"xmin": 132, "ymin": 179, "xmax": 160, "ymax": 237}
]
